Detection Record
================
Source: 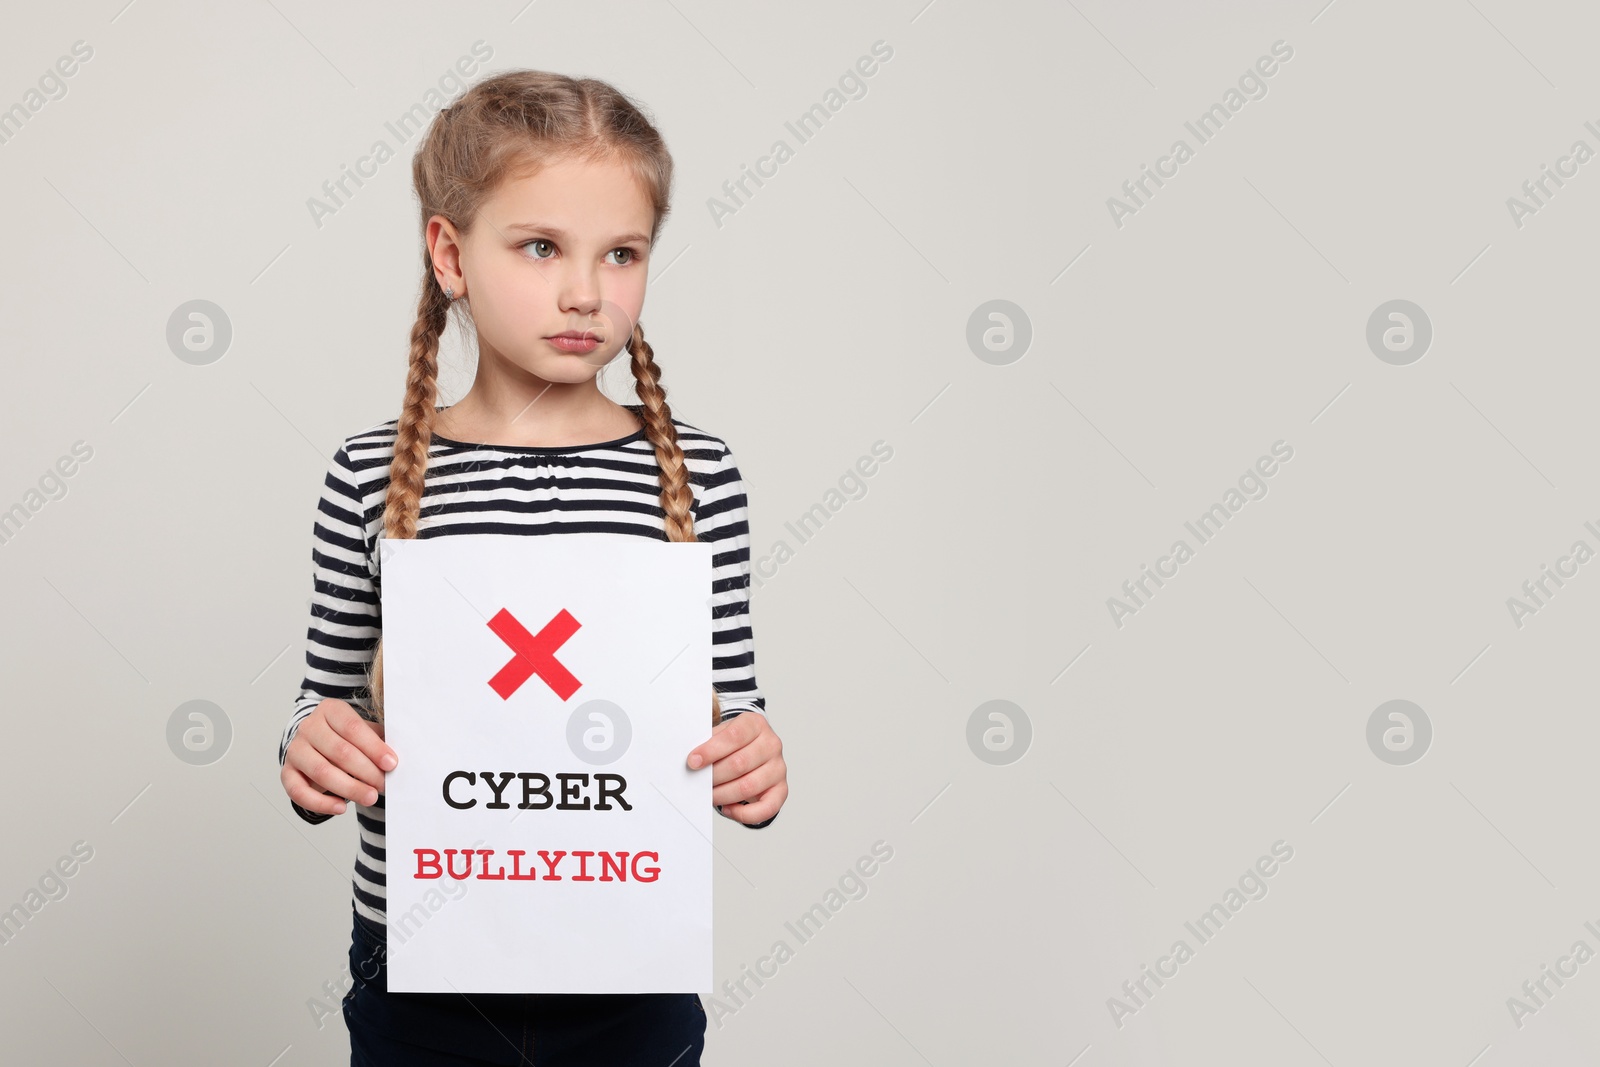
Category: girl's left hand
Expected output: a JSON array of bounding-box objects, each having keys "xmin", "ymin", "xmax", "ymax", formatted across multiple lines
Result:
[{"xmin": 686, "ymin": 712, "xmax": 787, "ymax": 825}]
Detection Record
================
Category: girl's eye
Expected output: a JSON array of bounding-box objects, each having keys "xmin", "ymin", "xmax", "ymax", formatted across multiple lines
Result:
[{"xmin": 520, "ymin": 240, "xmax": 639, "ymax": 265}]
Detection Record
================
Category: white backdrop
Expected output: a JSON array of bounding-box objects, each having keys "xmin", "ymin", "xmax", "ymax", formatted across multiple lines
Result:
[{"xmin": 2, "ymin": 1, "xmax": 1599, "ymax": 1064}]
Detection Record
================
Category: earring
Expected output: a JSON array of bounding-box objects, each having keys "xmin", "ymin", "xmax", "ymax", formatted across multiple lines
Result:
[{"xmin": 445, "ymin": 286, "xmax": 454, "ymax": 300}]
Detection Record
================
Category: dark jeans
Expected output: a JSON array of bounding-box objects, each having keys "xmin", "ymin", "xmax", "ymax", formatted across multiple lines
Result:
[{"xmin": 341, "ymin": 906, "xmax": 706, "ymax": 1066}]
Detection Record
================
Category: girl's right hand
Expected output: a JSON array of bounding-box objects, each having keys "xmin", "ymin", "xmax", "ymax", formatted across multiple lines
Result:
[{"xmin": 280, "ymin": 698, "xmax": 399, "ymax": 815}]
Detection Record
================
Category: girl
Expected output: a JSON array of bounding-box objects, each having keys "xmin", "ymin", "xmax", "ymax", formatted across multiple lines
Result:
[{"xmin": 275, "ymin": 70, "xmax": 788, "ymax": 1066}]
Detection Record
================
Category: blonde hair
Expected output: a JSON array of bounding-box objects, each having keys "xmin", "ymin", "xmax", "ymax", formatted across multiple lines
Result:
[{"xmin": 365, "ymin": 70, "xmax": 724, "ymax": 728}]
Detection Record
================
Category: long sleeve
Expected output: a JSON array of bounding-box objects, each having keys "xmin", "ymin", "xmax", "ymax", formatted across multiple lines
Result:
[
  {"xmin": 697, "ymin": 441, "xmax": 777, "ymax": 830},
  {"xmin": 279, "ymin": 443, "xmax": 381, "ymax": 825},
  {"xmin": 278, "ymin": 433, "xmax": 776, "ymax": 829}
]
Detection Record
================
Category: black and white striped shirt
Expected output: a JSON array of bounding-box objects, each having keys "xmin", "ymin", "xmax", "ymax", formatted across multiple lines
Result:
[{"xmin": 278, "ymin": 405, "xmax": 772, "ymax": 929}]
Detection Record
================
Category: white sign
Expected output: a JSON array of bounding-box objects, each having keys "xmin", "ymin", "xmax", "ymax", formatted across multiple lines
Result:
[{"xmin": 379, "ymin": 533, "xmax": 714, "ymax": 993}]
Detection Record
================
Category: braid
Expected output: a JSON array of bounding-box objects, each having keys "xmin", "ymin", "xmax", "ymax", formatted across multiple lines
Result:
[
  {"xmin": 365, "ymin": 282, "xmax": 451, "ymax": 724},
  {"xmin": 629, "ymin": 322, "xmax": 726, "ymax": 728}
]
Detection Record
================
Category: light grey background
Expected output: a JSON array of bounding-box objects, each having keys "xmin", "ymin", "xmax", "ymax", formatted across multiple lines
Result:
[{"xmin": 2, "ymin": 0, "xmax": 1596, "ymax": 1064}]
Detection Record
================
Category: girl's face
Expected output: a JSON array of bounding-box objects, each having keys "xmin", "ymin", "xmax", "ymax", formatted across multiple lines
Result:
[{"xmin": 446, "ymin": 154, "xmax": 656, "ymax": 382}]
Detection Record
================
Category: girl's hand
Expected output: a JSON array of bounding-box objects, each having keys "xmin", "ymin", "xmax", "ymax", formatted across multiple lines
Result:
[
  {"xmin": 687, "ymin": 712, "xmax": 787, "ymax": 825},
  {"xmin": 280, "ymin": 698, "xmax": 398, "ymax": 815}
]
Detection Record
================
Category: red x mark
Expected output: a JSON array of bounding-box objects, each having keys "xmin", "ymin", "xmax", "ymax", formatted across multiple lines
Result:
[{"xmin": 487, "ymin": 608, "xmax": 582, "ymax": 701}]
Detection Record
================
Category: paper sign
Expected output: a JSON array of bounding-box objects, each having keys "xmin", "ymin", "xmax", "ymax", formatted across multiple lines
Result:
[{"xmin": 378, "ymin": 533, "xmax": 714, "ymax": 993}]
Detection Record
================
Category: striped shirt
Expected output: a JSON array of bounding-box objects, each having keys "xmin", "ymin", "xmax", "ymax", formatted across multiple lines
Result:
[{"xmin": 277, "ymin": 404, "xmax": 772, "ymax": 930}]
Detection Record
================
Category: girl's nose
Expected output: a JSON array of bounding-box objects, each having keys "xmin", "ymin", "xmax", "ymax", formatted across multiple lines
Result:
[{"xmin": 556, "ymin": 267, "xmax": 603, "ymax": 313}]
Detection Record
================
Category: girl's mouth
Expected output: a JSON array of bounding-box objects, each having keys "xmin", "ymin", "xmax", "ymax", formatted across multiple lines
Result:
[{"xmin": 545, "ymin": 333, "xmax": 601, "ymax": 353}]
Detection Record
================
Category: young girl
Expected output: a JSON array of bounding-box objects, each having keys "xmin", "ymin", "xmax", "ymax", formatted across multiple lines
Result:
[{"xmin": 275, "ymin": 70, "xmax": 788, "ymax": 1066}]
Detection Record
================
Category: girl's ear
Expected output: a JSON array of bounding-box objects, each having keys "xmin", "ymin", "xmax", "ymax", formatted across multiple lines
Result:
[{"xmin": 426, "ymin": 215, "xmax": 466, "ymax": 300}]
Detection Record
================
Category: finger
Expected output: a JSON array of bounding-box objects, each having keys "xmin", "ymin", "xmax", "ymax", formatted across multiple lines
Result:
[
  {"xmin": 306, "ymin": 713, "xmax": 389, "ymax": 795},
  {"xmin": 707, "ymin": 730, "xmax": 782, "ymax": 788},
  {"xmin": 687, "ymin": 712, "xmax": 762, "ymax": 769},
  {"xmin": 711, "ymin": 757, "xmax": 784, "ymax": 807},
  {"xmin": 282, "ymin": 765, "xmax": 349, "ymax": 815},
  {"xmin": 326, "ymin": 702, "xmax": 398, "ymax": 777},
  {"xmin": 292, "ymin": 739, "xmax": 382, "ymax": 807},
  {"xmin": 718, "ymin": 780, "xmax": 786, "ymax": 824}
]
